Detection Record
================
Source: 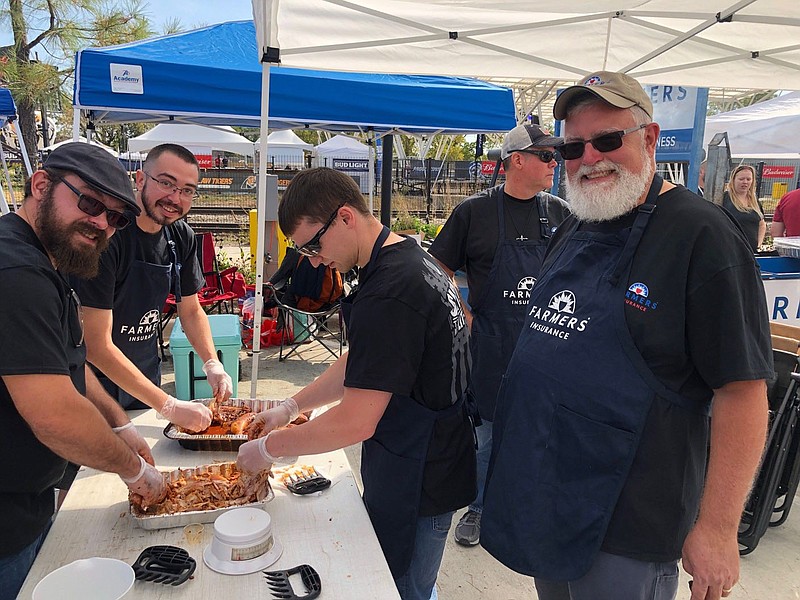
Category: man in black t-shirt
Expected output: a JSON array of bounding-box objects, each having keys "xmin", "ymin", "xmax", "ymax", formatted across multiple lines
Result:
[
  {"xmin": 482, "ymin": 72, "xmax": 771, "ymax": 600},
  {"xmin": 0, "ymin": 143, "xmax": 167, "ymax": 598},
  {"xmin": 235, "ymin": 168, "xmax": 476, "ymax": 600},
  {"xmin": 430, "ymin": 123, "xmax": 569, "ymax": 546},
  {"xmin": 71, "ymin": 144, "xmax": 232, "ymax": 432}
]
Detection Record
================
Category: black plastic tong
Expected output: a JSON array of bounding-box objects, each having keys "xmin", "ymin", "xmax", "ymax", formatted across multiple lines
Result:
[
  {"xmin": 132, "ymin": 545, "xmax": 196, "ymax": 586},
  {"xmin": 263, "ymin": 564, "xmax": 322, "ymax": 599}
]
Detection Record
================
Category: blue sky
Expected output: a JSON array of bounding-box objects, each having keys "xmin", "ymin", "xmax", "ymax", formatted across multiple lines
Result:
[{"xmin": 1, "ymin": 0, "xmax": 254, "ymax": 49}]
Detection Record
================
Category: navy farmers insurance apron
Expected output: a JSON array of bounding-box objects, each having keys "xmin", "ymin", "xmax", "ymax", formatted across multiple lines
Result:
[
  {"xmin": 469, "ymin": 189, "xmax": 552, "ymax": 421},
  {"xmin": 481, "ymin": 176, "xmax": 711, "ymax": 581},
  {"xmin": 97, "ymin": 225, "xmax": 182, "ymax": 409},
  {"xmin": 341, "ymin": 227, "xmax": 469, "ymax": 579}
]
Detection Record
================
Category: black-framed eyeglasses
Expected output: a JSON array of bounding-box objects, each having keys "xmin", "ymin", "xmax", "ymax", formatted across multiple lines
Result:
[
  {"xmin": 293, "ymin": 203, "xmax": 344, "ymax": 257},
  {"xmin": 143, "ymin": 172, "xmax": 200, "ymax": 200},
  {"xmin": 67, "ymin": 288, "xmax": 84, "ymax": 348},
  {"xmin": 559, "ymin": 124, "xmax": 648, "ymax": 161},
  {"xmin": 512, "ymin": 149, "xmax": 560, "ymax": 163},
  {"xmin": 59, "ymin": 178, "xmax": 131, "ymax": 230}
]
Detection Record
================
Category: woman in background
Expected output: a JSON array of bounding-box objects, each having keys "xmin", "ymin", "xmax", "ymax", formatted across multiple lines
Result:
[{"xmin": 722, "ymin": 164, "xmax": 766, "ymax": 252}]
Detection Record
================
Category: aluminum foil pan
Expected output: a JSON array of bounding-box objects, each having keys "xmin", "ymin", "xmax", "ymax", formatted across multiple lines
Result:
[
  {"xmin": 130, "ymin": 462, "xmax": 274, "ymax": 530},
  {"xmin": 163, "ymin": 398, "xmax": 283, "ymax": 451}
]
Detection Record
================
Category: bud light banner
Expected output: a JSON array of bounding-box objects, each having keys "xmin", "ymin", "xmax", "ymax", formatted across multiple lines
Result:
[
  {"xmin": 646, "ymin": 85, "xmax": 708, "ymax": 163},
  {"xmin": 332, "ymin": 158, "xmax": 369, "ymax": 171}
]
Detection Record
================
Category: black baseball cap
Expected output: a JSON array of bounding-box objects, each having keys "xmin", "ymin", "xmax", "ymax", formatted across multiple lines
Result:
[{"xmin": 43, "ymin": 142, "xmax": 140, "ymax": 215}]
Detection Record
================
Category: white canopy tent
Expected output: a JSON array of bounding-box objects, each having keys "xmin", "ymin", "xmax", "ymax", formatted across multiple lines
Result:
[
  {"xmin": 704, "ymin": 91, "xmax": 800, "ymax": 156},
  {"xmin": 43, "ymin": 136, "xmax": 117, "ymax": 156},
  {"xmin": 314, "ymin": 135, "xmax": 371, "ymax": 192},
  {"xmin": 128, "ymin": 123, "xmax": 256, "ymax": 156},
  {"xmin": 257, "ymin": 130, "xmax": 313, "ymax": 168},
  {"xmin": 247, "ymin": 0, "xmax": 800, "ymax": 394}
]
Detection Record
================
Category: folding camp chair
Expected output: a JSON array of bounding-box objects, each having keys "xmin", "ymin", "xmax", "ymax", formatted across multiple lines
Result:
[
  {"xmin": 159, "ymin": 232, "xmax": 246, "ymax": 357},
  {"xmin": 738, "ymin": 349, "xmax": 800, "ymax": 554},
  {"xmin": 265, "ymin": 282, "xmax": 346, "ymax": 361}
]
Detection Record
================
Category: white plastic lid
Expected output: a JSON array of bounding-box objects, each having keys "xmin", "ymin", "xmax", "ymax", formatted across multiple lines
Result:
[{"xmin": 213, "ymin": 507, "xmax": 271, "ymax": 545}]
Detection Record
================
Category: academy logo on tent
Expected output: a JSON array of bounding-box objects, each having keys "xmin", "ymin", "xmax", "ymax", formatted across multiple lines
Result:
[{"xmin": 109, "ymin": 63, "xmax": 143, "ymax": 94}]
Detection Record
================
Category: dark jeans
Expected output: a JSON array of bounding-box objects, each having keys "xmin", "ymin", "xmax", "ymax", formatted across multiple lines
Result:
[
  {"xmin": 534, "ymin": 551, "xmax": 679, "ymax": 600},
  {"xmin": 0, "ymin": 522, "xmax": 51, "ymax": 600}
]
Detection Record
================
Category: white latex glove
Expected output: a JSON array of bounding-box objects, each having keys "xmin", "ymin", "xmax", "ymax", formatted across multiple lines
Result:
[
  {"xmin": 112, "ymin": 422, "xmax": 154, "ymax": 466},
  {"xmin": 237, "ymin": 431, "xmax": 298, "ymax": 474},
  {"xmin": 158, "ymin": 395, "xmax": 212, "ymax": 432},
  {"xmin": 202, "ymin": 358, "xmax": 233, "ymax": 401},
  {"xmin": 120, "ymin": 455, "xmax": 167, "ymax": 508},
  {"xmin": 245, "ymin": 398, "xmax": 300, "ymax": 439}
]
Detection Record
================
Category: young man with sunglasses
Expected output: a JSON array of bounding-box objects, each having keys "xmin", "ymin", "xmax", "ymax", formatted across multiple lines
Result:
[
  {"xmin": 0, "ymin": 143, "xmax": 168, "ymax": 599},
  {"xmin": 428, "ymin": 123, "xmax": 570, "ymax": 547},
  {"xmin": 481, "ymin": 72, "xmax": 771, "ymax": 600},
  {"xmin": 70, "ymin": 144, "xmax": 231, "ymax": 431},
  {"xmin": 235, "ymin": 167, "xmax": 476, "ymax": 600}
]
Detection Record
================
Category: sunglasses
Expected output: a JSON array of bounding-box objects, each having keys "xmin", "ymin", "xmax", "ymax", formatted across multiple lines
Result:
[
  {"xmin": 559, "ymin": 124, "xmax": 648, "ymax": 161},
  {"xmin": 513, "ymin": 149, "xmax": 560, "ymax": 163},
  {"xmin": 58, "ymin": 178, "xmax": 131, "ymax": 229},
  {"xmin": 68, "ymin": 288, "xmax": 84, "ymax": 348},
  {"xmin": 293, "ymin": 203, "xmax": 344, "ymax": 257}
]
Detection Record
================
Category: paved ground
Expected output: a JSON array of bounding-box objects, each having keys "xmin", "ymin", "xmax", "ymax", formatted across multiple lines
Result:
[{"xmin": 159, "ymin": 337, "xmax": 800, "ymax": 599}]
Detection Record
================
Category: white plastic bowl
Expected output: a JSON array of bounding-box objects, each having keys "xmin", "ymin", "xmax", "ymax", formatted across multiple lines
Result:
[{"xmin": 32, "ymin": 557, "xmax": 135, "ymax": 600}]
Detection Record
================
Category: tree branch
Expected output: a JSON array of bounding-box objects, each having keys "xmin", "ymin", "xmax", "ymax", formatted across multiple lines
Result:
[{"xmin": 24, "ymin": 0, "xmax": 58, "ymax": 53}]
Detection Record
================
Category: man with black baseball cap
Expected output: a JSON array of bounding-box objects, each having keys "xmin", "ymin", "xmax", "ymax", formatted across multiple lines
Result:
[
  {"xmin": 429, "ymin": 123, "xmax": 570, "ymax": 547},
  {"xmin": 482, "ymin": 72, "xmax": 771, "ymax": 600},
  {"xmin": 0, "ymin": 142, "xmax": 167, "ymax": 598}
]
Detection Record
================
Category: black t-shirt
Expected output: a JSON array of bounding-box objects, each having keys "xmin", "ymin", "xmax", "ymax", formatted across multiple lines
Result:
[
  {"xmin": 72, "ymin": 220, "xmax": 204, "ymax": 310},
  {"xmin": 429, "ymin": 185, "xmax": 571, "ymax": 306},
  {"xmin": 543, "ymin": 186, "xmax": 772, "ymax": 561},
  {"xmin": 0, "ymin": 214, "xmax": 87, "ymax": 557},
  {"xmin": 344, "ymin": 238, "xmax": 475, "ymax": 515},
  {"xmin": 722, "ymin": 191, "xmax": 762, "ymax": 252}
]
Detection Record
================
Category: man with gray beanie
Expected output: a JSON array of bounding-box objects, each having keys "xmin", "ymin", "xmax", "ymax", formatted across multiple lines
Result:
[
  {"xmin": 430, "ymin": 123, "xmax": 569, "ymax": 546},
  {"xmin": 482, "ymin": 72, "xmax": 771, "ymax": 600},
  {"xmin": 0, "ymin": 142, "xmax": 167, "ymax": 599}
]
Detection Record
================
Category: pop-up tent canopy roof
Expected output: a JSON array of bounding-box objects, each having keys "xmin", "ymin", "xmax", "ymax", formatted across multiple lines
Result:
[
  {"xmin": 261, "ymin": 130, "xmax": 313, "ymax": 150},
  {"xmin": 315, "ymin": 135, "xmax": 369, "ymax": 158},
  {"xmin": 73, "ymin": 20, "xmax": 515, "ymax": 134},
  {"xmin": 0, "ymin": 88, "xmax": 32, "ymax": 214},
  {"xmin": 252, "ymin": 0, "xmax": 800, "ymax": 90},
  {"xmin": 0, "ymin": 89, "xmax": 15, "ymax": 126},
  {"xmin": 703, "ymin": 91, "xmax": 800, "ymax": 157},
  {"xmin": 128, "ymin": 124, "xmax": 256, "ymax": 156}
]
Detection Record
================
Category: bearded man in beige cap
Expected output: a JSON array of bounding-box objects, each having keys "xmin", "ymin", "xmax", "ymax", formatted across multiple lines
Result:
[{"xmin": 481, "ymin": 71, "xmax": 771, "ymax": 600}]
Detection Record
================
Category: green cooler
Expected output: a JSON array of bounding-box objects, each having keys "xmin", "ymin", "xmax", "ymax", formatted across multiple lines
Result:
[{"xmin": 170, "ymin": 314, "xmax": 241, "ymax": 400}]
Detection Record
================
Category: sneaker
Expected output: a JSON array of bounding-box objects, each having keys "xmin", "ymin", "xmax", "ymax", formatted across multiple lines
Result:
[{"xmin": 454, "ymin": 510, "xmax": 481, "ymax": 546}]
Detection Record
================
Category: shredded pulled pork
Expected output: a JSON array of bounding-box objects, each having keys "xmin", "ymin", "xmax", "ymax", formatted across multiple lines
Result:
[
  {"xmin": 177, "ymin": 405, "xmax": 254, "ymax": 436},
  {"xmin": 131, "ymin": 463, "xmax": 271, "ymax": 516}
]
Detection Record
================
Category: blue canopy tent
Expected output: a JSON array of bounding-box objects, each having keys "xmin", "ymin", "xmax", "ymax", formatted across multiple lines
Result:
[
  {"xmin": 0, "ymin": 88, "xmax": 33, "ymax": 214},
  {"xmin": 72, "ymin": 20, "xmax": 515, "ymax": 135},
  {"xmin": 72, "ymin": 20, "xmax": 515, "ymax": 391}
]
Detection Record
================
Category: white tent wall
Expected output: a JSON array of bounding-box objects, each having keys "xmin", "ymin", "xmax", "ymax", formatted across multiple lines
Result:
[
  {"xmin": 128, "ymin": 123, "xmax": 256, "ymax": 156},
  {"xmin": 259, "ymin": 130, "xmax": 313, "ymax": 169},
  {"xmin": 313, "ymin": 135, "xmax": 371, "ymax": 193},
  {"xmin": 704, "ymin": 91, "xmax": 800, "ymax": 156}
]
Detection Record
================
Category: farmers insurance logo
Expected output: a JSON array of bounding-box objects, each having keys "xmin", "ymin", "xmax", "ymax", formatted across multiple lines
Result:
[
  {"xmin": 503, "ymin": 276, "xmax": 536, "ymax": 305},
  {"xmin": 526, "ymin": 289, "xmax": 591, "ymax": 340},
  {"xmin": 119, "ymin": 309, "xmax": 160, "ymax": 342},
  {"xmin": 625, "ymin": 282, "xmax": 659, "ymax": 313},
  {"xmin": 110, "ymin": 63, "xmax": 143, "ymax": 94}
]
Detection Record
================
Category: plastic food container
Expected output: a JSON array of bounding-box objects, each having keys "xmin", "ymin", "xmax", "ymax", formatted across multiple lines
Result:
[{"xmin": 203, "ymin": 507, "xmax": 283, "ymax": 575}]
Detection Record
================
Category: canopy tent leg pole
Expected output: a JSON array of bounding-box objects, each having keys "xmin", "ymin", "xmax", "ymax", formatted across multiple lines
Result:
[
  {"xmin": 12, "ymin": 120, "xmax": 33, "ymax": 176},
  {"xmin": 250, "ymin": 62, "xmax": 272, "ymax": 398},
  {"xmin": 368, "ymin": 128, "xmax": 375, "ymax": 214},
  {"xmin": 0, "ymin": 147, "xmax": 15, "ymax": 213},
  {"xmin": 380, "ymin": 134, "xmax": 393, "ymax": 226},
  {"xmin": 72, "ymin": 110, "xmax": 81, "ymax": 141}
]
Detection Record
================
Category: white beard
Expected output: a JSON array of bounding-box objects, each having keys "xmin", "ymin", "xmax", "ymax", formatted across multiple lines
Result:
[{"xmin": 566, "ymin": 153, "xmax": 655, "ymax": 223}]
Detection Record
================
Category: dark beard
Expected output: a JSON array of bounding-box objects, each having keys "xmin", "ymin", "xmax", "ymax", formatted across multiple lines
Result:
[
  {"xmin": 142, "ymin": 179, "xmax": 186, "ymax": 225},
  {"xmin": 36, "ymin": 189, "xmax": 110, "ymax": 278}
]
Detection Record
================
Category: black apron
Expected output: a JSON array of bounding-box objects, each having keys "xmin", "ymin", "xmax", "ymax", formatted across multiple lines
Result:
[
  {"xmin": 96, "ymin": 226, "xmax": 182, "ymax": 409},
  {"xmin": 342, "ymin": 227, "xmax": 469, "ymax": 579},
  {"xmin": 481, "ymin": 176, "xmax": 711, "ymax": 580},
  {"xmin": 469, "ymin": 189, "xmax": 551, "ymax": 421}
]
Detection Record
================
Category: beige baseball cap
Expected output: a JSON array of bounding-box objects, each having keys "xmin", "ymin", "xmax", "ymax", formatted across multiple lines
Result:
[{"xmin": 553, "ymin": 71, "xmax": 653, "ymax": 121}]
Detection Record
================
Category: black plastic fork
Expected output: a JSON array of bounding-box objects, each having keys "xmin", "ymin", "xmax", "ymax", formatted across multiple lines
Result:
[
  {"xmin": 263, "ymin": 564, "xmax": 322, "ymax": 599},
  {"xmin": 132, "ymin": 545, "xmax": 196, "ymax": 586}
]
